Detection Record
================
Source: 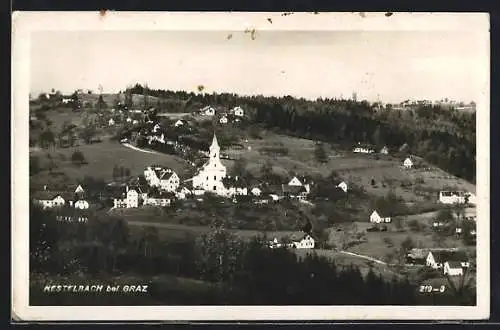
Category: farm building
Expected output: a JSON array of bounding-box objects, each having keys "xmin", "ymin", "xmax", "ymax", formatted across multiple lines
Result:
[
  {"xmin": 369, "ymin": 210, "xmax": 391, "ymax": 224},
  {"xmin": 113, "ymin": 186, "xmax": 139, "ymax": 208},
  {"xmin": 174, "ymin": 119, "xmax": 185, "ymax": 127},
  {"xmin": 443, "ymin": 261, "xmax": 464, "ymax": 276},
  {"xmin": 353, "ymin": 143, "xmax": 375, "ymax": 154},
  {"xmin": 108, "ymin": 118, "xmax": 115, "ymax": 126},
  {"xmin": 380, "ymin": 146, "xmax": 389, "ymax": 154},
  {"xmin": 337, "ymin": 181, "xmax": 348, "ymax": 193},
  {"xmin": 292, "ymin": 234, "xmax": 315, "ymax": 249},
  {"xmin": 251, "ymin": 187, "xmax": 262, "ymax": 196},
  {"xmin": 403, "ymin": 157, "xmax": 413, "ymax": 169},
  {"xmin": 231, "ymin": 106, "xmax": 244, "ymax": 117},
  {"xmin": 74, "ymin": 199, "xmax": 90, "ymax": 210},
  {"xmin": 219, "ymin": 116, "xmax": 228, "ymax": 124},
  {"xmin": 288, "ymin": 176, "xmax": 303, "ymax": 186},
  {"xmin": 438, "ymin": 191, "xmax": 467, "ymax": 204},
  {"xmin": 426, "ymin": 250, "xmax": 469, "ymax": 269},
  {"xmin": 201, "ymin": 106, "xmax": 216, "ymax": 116}
]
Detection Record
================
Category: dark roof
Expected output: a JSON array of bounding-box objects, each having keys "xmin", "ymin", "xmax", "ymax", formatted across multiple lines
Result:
[
  {"xmin": 282, "ymin": 184, "xmax": 307, "ymax": 195},
  {"xmin": 431, "ymin": 250, "xmax": 467, "ymax": 263},
  {"xmin": 160, "ymin": 171, "xmax": 176, "ymax": 180},
  {"xmin": 446, "ymin": 261, "xmax": 463, "ymax": 269},
  {"xmin": 32, "ymin": 191, "xmax": 74, "ymax": 201}
]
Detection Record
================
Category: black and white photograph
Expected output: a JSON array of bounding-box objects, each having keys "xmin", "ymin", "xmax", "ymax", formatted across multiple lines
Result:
[{"xmin": 12, "ymin": 12, "xmax": 490, "ymax": 321}]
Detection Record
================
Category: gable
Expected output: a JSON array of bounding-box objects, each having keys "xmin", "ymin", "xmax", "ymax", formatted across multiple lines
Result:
[{"xmin": 288, "ymin": 177, "xmax": 302, "ymax": 186}]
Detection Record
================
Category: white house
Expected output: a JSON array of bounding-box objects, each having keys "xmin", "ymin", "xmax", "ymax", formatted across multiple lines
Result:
[
  {"xmin": 443, "ymin": 261, "xmax": 464, "ymax": 276},
  {"xmin": 353, "ymin": 143, "xmax": 375, "ymax": 154},
  {"xmin": 143, "ymin": 195, "xmax": 171, "ymax": 207},
  {"xmin": 438, "ymin": 191, "xmax": 467, "ymax": 204},
  {"xmin": 175, "ymin": 186, "xmax": 192, "ymax": 200},
  {"xmin": 192, "ymin": 134, "xmax": 227, "ymax": 195},
  {"xmin": 370, "ymin": 210, "xmax": 391, "ymax": 224},
  {"xmin": 380, "ymin": 146, "xmax": 389, "ymax": 154},
  {"xmin": 74, "ymin": 199, "xmax": 90, "ymax": 210},
  {"xmin": 232, "ymin": 106, "xmax": 244, "ymax": 117},
  {"xmin": 174, "ymin": 119, "xmax": 185, "ymax": 127},
  {"xmin": 159, "ymin": 171, "xmax": 180, "ymax": 192},
  {"xmin": 337, "ymin": 181, "xmax": 348, "ymax": 193},
  {"xmin": 113, "ymin": 187, "xmax": 139, "ymax": 208},
  {"xmin": 201, "ymin": 106, "xmax": 216, "ymax": 116},
  {"xmin": 403, "ymin": 157, "xmax": 413, "ymax": 169},
  {"xmin": 426, "ymin": 250, "xmax": 468, "ymax": 269},
  {"xmin": 269, "ymin": 237, "xmax": 283, "ymax": 249},
  {"xmin": 219, "ymin": 116, "xmax": 228, "ymax": 124},
  {"xmin": 292, "ymin": 234, "xmax": 315, "ymax": 249},
  {"xmin": 152, "ymin": 123, "xmax": 161, "ymax": 133},
  {"xmin": 33, "ymin": 191, "xmax": 68, "ymax": 209},
  {"xmin": 126, "ymin": 117, "xmax": 132, "ymax": 123},
  {"xmin": 144, "ymin": 166, "xmax": 179, "ymax": 192},
  {"xmin": 132, "ymin": 119, "xmax": 139, "ymax": 125},
  {"xmin": 108, "ymin": 118, "xmax": 115, "ymax": 126},
  {"xmin": 251, "ymin": 187, "xmax": 262, "ymax": 196}
]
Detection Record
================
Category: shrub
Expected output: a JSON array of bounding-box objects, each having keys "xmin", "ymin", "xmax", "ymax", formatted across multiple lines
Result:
[{"xmin": 71, "ymin": 150, "xmax": 86, "ymax": 166}]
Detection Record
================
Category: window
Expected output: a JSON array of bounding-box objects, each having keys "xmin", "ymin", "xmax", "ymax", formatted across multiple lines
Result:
[
  {"xmin": 214, "ymin": 176, "xmax": 216, "ymax": 180},
  {"xmin": 213, "ymin": 186, "xmax": 216, "ymax": 191}
]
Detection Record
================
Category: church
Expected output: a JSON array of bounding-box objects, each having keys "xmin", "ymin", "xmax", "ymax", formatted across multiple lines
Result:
[{"xmin": 192, "ymin": 134, "xmax": 227, "ymax": 195}]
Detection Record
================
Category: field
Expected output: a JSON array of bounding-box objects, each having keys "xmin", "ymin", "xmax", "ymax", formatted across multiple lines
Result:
[
  {"xmin": 30, "ymin": 140, "xmax": 190, "ymax": 188},
  {"xmin": 224, "ymin": 130, "xmax": 475, "ymax": 205}
]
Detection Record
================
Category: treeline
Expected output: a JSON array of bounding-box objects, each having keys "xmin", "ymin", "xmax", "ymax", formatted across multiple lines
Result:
[
  {"xmin": 30, "ymin": 205, "xmax": 474, "ymax": 306},
  {"xmin": 125, "ymin": 85, "xmax": 476, "ymax": 183}
]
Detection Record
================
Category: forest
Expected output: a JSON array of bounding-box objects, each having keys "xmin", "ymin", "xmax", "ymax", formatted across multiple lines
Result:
[
  {"xmin": 125, "ymin": 84, "xmax": 476, "ymax": 183},
  {"xmin": 30, "ymin": 204, "xmax": 475, "ymax": 306}
]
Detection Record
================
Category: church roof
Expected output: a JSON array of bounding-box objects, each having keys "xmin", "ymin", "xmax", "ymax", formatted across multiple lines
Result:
[{"xmin": 210, "ymin": 134, "xmax": 220, "ymax": 149}]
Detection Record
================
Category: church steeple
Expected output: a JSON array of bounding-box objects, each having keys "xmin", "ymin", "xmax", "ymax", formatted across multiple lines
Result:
[{"xmin": 209, "ymin": 133, "xmax": 220, "ymax": 159}]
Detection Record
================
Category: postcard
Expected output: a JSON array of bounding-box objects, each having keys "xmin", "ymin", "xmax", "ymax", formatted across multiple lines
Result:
[{"xmin": 12, "ymin": 11, "xmax": 490, "ymax": 321}]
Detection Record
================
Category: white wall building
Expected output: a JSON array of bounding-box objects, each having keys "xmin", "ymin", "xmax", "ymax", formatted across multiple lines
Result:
[
  {"xmin": 74, "ymin": 200, "xmax": 90, "ymax": 210},
  {"xmin": 192, "ymin": 134, "xmax": 227, "ymax": 195},
  {"xmin": 443, "ymin": 261, "xmax": 464, "ymax": 276},
  {"xmin": 403, "ymin": 157, "xmax": 413, "ymax": 169},
  {"xmin": 370, "ymin": 210, "xmax": 391, "ymax": 224},
  {"xmin": 232, "ymin": 106, "xmax": 244, "ymax": 117},
  {"xmin": 113, "ymin": 187, "xmax": 139, "ymax": 208},
  {"xmin": 337, "ymin": 181, "xmax": 348, "ymax": 193},
  {"xmin": 292, "ymin": 234, "xmax": 315, "ymax": 249}
]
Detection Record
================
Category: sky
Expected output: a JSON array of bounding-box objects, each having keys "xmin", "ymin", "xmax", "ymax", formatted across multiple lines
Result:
[{"xmin": 30, "ymin": 30, "xmax": 488, "ymax": 103}]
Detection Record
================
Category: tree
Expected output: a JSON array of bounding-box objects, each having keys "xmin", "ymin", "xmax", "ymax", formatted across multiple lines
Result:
[
  {"xmin": 39, "ymin": 129, "xmax": 55, "ymax": 149},
  {"xmin": 71, "ymin": 150, "xmax": 86, "ymax": 166},
  {"xmin": 314, "ymin": 143, "xmax": 328, "ymax": 163},
  {"xmin": 97, "ymin": 94, "xmax": 107, "ymax": 111},
  {"xmin": 30, "ymin": 156, "xmax": 41, "ymax": 175},
  {"xmin": 79, "ymin": 124, "xmax": 97, "ymax": 144}
]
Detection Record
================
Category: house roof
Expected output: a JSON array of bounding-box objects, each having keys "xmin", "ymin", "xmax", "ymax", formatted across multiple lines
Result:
[
  {"xmin": 32, "ymin": 191, "xmax": 74, "ymax": 201},
  {"xmin": 282, "ymin": 184, "xmax": 307, "ymax": 195},
  {"xmin": 160, "ymin": 170, "xmax": 177, "ymax": 180},
  {"xmin": 446, "ymin": 261, "xmax": 463, "ymax": 269},
  {"xmin": 430, "ymin": 250, "xmax": 467, "ymax": 263}
]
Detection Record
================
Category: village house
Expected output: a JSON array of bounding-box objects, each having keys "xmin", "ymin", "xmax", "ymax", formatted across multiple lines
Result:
[
  {"xmin": 353, "ymin": 143, "xmax": 375, "ymax": 154},
  {"xmin": 32, "ymin": 191, "xmax": 69, "ymax": 209},
  {"xmin": 175, "ymin": 186, "xmax": 192, "ymax": 200},
  {"xmin": 287, "ymin": 176, "xmax": 311, "ymax": 194},
  {"xmin": 191, "ymin": 134, "xmax": 227, "ymax": 195},
  {"xmin": 126, "ymin": 117, "xmax": 132, "ymax": 123},
  {"xmin": 231, "ymin": 106, "xmax": 244, "ymax": 117},
  {"xmin": 174, "ymin": 119, "xmax": 185, "ymax": 127},
  {"xmin": 144, "ymin": 166, "xmax": 180, "ymax": 192},
  {"xmin": 268, "ymin": 237, "xmax": 283, "ymax": 249},
  {"xmin": 219, "ymin": 116, "xmax": 228, "ymax": 124},
  {"xmin": 380, "ymin": 146, "xmax": 389, "ymax": 154},
  {"xmin": 370, "ymin": 210, "xmax": 391, "ymax": 224},
  {"xmin": 293, "ymin": 234, "xmax": 315, "ymax": 249},
  {"xmin": 201, "ymin": 106, "xmax": 216, "ymax": 116},
  {"xmin": 426, "ymin": 250, "xmax": 469, "ymax": 269},
  {"xmin": 337, "ymin": 181, "xmax": 348, "ymax": 193},
  {"xmin": 282, "ymin": 184, "xmax": 308, "ymax": 200},
  {"xmin": 143, "ymin": 193, "xmax": 171, "ymax": 207},
  {"xmin": 108, "ymin": 118, "xmax": 115, "ymax": 126},
  {"xmin": 74, "ymin": 199, "xmax": 90, "ymax": 210},
  {"xmin": 403, "ymin": 157, "xmax": 413, "ymax": 169},
  {"xmin": 152, "ymin": 123, "xmax": 161, "ymax": 133},
  {"xmin": 443, "ymin": 261, "xmax": 464, "ymax": 276},
  {"xmin": 438, "ymin": 191, "xmax": 467, "ymax": 204},
  {"xmin": 113, "ymin": 186, "xmax": 139, "ymax": 208},
  {"xmin": 251, "ymin": 187, "xmax": 262, "ymax": 196}
]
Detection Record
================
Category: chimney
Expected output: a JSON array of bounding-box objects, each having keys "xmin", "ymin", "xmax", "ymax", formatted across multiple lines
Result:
[{"xmin": 126, "ymin": 185, "xmax": 129, "ymax": 193}]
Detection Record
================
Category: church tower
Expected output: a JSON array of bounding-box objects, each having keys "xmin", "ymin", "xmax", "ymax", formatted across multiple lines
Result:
[
  {"xmin": 210, "ymin": 134, "xmax": 220, "ymax": 160},
  {"xmin": 192, "ymin": 133, "xmax": 227, "ymax": 194}
]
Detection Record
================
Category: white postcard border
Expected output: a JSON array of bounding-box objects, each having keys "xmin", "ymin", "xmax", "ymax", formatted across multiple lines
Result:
[{"xmin": 12, "ymin": 11, "xmax": 490, "ymax": 321}]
